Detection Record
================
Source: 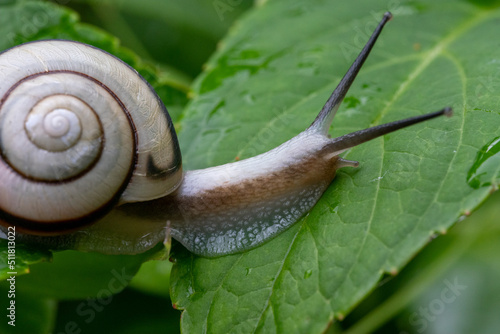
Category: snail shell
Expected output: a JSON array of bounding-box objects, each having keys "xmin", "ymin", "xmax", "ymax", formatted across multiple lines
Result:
[{"xmin": 0, "ymin": 41, "xmax": 182, "ymax": 234}]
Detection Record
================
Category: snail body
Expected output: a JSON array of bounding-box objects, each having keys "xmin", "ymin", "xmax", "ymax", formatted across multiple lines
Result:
[{"xmin": 0, "ymin": 13, "xmax": 451, "ymax": 256}]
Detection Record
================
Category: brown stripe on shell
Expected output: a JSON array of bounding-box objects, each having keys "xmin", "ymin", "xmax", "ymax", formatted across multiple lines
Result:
[
  {"xmin": 0, "ymin": 189, "xmax": 124, "ymax": 235},
  {"xmin": 2, "ymin": 94, "xmax": 105, "ymax": 183},
  {"xmin": 0, "ymin": 70, "xmax": 138, "ymax": 234},
  {"xmin": 146, "ymin": 154, "xmax": 182, "ymax": 180},
  {"xmin": 0, "ymin": 70, "xmax": 138, "ymax": 184}
]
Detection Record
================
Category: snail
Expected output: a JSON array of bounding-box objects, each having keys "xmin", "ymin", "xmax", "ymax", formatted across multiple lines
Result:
[{"xmin": 0, "ymin": 12, "xmax": 452, "ymax": 257}]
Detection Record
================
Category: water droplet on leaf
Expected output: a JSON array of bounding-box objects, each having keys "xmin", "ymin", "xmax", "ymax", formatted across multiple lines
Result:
[
  {"xmin": 304, "ymin": 269, "xmax": 313, "ymax": 279},
  {"xmin": 467, "ymin": 136, "xmax": 500, "ymax": 189}
]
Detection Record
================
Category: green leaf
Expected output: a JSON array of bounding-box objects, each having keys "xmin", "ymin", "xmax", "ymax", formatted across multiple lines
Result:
[
  {"xmin": 0, "ymin": 239, "xmax": 52, "ymax": 280},
  {"xmin": 129, "ymin": 259, "xmax": 173, "ymax": 297},
  {"xmin": 64, "ymin": 0, "xmax": 254, "ymax": 78},
  {"xmin": 406, "ymin": 191, "xmax": 500, "ymax": 334},
  {"xmin": 171, "ymin": 0, "xmax": 500, "ymax": 333},
  {"xmin": 342, "ymin": 188, "xmax": 500, "ymax": 334},
  {"xmin": 337, "ymin": 186, "xmax": 500, "ymax": 334}
]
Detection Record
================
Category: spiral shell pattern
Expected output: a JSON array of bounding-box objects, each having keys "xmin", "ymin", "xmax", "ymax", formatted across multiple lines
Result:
[{"xmin": 0, "ymin": 41, "xmax": 182, "ymax": 234}]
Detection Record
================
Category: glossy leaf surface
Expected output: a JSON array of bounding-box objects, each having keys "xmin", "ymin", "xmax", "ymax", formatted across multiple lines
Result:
[{"xmin": 171, "ymin": 0, "xmax": 500, "ymax": 333}]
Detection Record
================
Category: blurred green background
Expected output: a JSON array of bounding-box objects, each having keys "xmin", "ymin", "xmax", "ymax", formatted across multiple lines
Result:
[{"xmin": 66, "ymin": 0, "xmax": 254, "ymax": 79}]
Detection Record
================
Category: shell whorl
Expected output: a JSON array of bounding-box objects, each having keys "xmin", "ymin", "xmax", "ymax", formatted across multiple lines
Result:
[{"xmin": 0, "ymin": 40, "xmax": 182, "ymax": 234}]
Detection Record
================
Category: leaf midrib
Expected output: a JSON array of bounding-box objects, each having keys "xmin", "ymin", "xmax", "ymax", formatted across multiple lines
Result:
[
  {"xmin": 370, "ymin": 7, "xmax": 494, "ymax": 126},
  {"xmin": 245, "ymin": 7, "xmax": 498, "ymax": 332},
  {"xmin": 326, "ymin": 7, "xmax": 492, "ymax": 308}
]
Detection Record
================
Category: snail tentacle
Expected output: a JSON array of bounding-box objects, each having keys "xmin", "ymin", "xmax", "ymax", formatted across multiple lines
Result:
[
  {"xmin": 325, "ymin": 107, "xmax": 453, "ymax": 155},
  {"xmin": 309, "ymin": 11, "xmax": 393, "ymax": 135}
]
